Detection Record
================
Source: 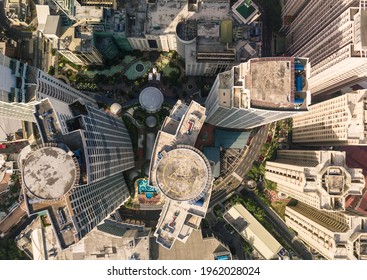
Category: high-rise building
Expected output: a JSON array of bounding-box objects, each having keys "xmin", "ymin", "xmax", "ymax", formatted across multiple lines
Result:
[
  {"xmin": 223, "ymin": 203, "xmax": 286, "ymax": 260},
  {"xmin": 292, "ymin": 90, "xmax": 367, "ymax": 145},
  {"xmin": 148, "ymin": 100, "xmax": 214, "ymax": 249},
  {"xmin": 125, "ymin": 0, "xmax": 263, "ymax": 75},
  {"xmin": 280, "ymin": 1, "xmax": 367, "ymax": 95},
  {"xmin": 285, "ymin": 201, "xmax": 367, "ymax": 260},
  {"xmin": 281, "ymin": 0, "xmax": 358, "ymax": 55},
  {"xmin": 58, "ymin": 24, "xmax": 104, "ymax": 66},
  {"xmin": 204, "ymin": 57, "xmax": 311, "ymax": 129},
  {"xmin": 0, "ymin": 53, "xmax": 134, "ymax": 247},
  {"xmin": 265, "ymin": 150, "xmax": 365, "ymax": 210}
]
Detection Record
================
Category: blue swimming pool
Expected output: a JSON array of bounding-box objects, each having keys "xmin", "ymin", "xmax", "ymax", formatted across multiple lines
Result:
[{"xmin": 138, "ymin": 179, "xmax": 157, "ymax": 199}]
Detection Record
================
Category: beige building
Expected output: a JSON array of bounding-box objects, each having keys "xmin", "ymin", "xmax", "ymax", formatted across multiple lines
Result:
[
  {"xmin": 281, "ymin": 0, "xmax": 358, "ymax": 55},
  {"xmin": 58, "ymin": 23, "xmax": 104, "ymax": 66},
  {"xmin": 292, "ymin": 90, "xmax": 367, "ymax": 145},
  {"xmin": 125, "ymin": 0, "xmax": 262, "ymax": 75},
  {"xmin": 223, "ymin": 203, "xmax": 285, "ymax": 260},
  {"xmin": 285, "ymin": 201, "xmax": 367, "ymax": 260},
  {"xmin": 307, "ymin": 6, "xmax": 367, "ymax": 95},
  {"xmin": 265, "ymin": 150, "xmax": 365, "ymax": 210}
]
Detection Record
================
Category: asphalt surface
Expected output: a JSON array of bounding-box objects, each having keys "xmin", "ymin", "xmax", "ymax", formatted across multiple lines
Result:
[
  {"xmin": 211, "ymin": 221, "xmax": 246, "ymax": 259},
  {"xmin": 240, "ymin": 189, "xmax": 312, "ymax": 260},
  {"xmin": 209, "ymin": 124, "xmax": 270, "ymax": 207},
  {"xmin": 258, "ymin": 6, "xmax": 272, "ymax": 56}
]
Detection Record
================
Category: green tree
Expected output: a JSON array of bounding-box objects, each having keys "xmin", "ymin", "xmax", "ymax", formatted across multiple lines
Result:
[
  {"xmin": 230, "ymin": 194, "xmax": 244, "ymax": 205},
  {"xmin": 0, "ymin": 239, "xmax": 28, "ymax": 260},
  {"xmin": 94, "ymin": 74, "xmax": 107, "ymax": 84},
  {"xmin": 48, "ymin": 66, "xmax": 55, "ymax": 76}
]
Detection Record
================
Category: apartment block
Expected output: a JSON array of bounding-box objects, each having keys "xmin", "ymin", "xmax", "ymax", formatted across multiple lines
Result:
[
  {"xmin": 283, "ymin": 0, "xmax": 358, "ymax": 55},
  {"xmin": 292, "ymin": 90, "xmax": 367, "ymax": 145},
  {"xmin": 280, "ymin": 1, "xmax": 367, "ymax": 95},
  {"xmin": 265, "ymin": 150, "xmax": 365, "ymax": 210},
  {"xmin": 285, "ymin": 201, "xmax": 367, "ymax": 260}
]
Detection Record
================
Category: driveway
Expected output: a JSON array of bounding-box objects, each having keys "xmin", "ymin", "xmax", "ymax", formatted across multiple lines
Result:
[{"xmin": 209, "ymin": 124, "xmax": 270, "ymax": 207}]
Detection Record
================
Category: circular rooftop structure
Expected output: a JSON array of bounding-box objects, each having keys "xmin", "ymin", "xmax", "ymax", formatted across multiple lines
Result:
[
  {"xmin": 23, "ymin": 146, "xmax": 79, "ymax": 200},
  {"xmin": 155, "ymin": 146, "xmax": 212, "ymax": 202},
  {"xmin": 145, "ymin": 115, "xmax": 158, "ymax": 128},
  {"xmin": 110, "ymin": 103, "xmax": 122, "ymax": 115},
  {"xmin": 139, "ymin": 87, "xmax": 164, "ymax": 113},
  {"xmin": 176, "ymin": 20, "xmax": 197, "ymax": 43}
]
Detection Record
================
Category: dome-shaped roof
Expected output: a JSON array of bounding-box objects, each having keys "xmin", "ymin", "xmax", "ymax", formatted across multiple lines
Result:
[
  {"xmin": 110, "ymin": 103, "xmax": 122, "ymax": 115},
  {"xmin": 145, "ymin": 115, "xmax": 158, "ymax": 128},
  {"xmin": 139, "ymin": 87, "xmax": 164, "ymax": 113}
]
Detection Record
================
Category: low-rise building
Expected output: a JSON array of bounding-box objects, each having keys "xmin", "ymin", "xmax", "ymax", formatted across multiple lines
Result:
[
  {"xmin": 223, "ymin": 203, "xmax": 286, "ymax": 260},
  {"xmin": 58, "ymin": 23, "xmax": 104, "ymax": 65},
  {"xmin": 126, "ymin": 0, "xmax": 262, "ymax": 75},
  {"xmin": 16, "ymin": 215, "xmax": 151, "ymax": 260}
]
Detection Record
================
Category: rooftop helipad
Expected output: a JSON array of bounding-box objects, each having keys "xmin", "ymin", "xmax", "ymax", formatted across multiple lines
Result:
[
  {"xmin": 155, "ymin": 146, "xmax": 211, "ymax": 202},
  {"xmin": 23, "ymin": 146, "xmax": 79, "ymax": 200}
]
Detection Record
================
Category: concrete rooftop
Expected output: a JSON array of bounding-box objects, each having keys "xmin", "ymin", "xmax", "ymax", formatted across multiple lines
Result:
[
  {"xmin": 249, "ymin": 59, "xmax": 291, "ymax": 104},
  {"xmin": 155, "ymin": 148, "xmax": 210, "ymax": 201},
  {"xmin": 156, "ymin": 229, "xmax": 230, "ymax": 260},
  {"xmin": 147, "ymin": 0, "xmax": 230, "ymax": 35},
  {"xmin": 23, "ymin": 146, "xmax": 78, "ymax": 199}
]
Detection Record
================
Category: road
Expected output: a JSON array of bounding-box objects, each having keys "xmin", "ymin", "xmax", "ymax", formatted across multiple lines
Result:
[
  {"xmin": 209, "ymin": 124, "xmax": 270, "ymax": 207},
  {"xmin": 240, "ymin": 189, "xmax": 312, "ymax": 260},
  {"xmin": 257, "ymin": 2, "xmax": 273, "ymax": 56}
]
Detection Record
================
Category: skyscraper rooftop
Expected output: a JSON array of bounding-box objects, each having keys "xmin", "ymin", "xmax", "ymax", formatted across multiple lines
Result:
[
  {"xmin": 205, "ymin": 57, "xmax": 311, "ymax": 129},
  {"xmin": 149, "ymin": 100, "xmax": 213, "ymax": 250}
]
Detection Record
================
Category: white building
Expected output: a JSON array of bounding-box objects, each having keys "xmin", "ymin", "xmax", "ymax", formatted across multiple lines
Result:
[
  {"xmin": 281, "ymin": 1, "xmax": 367, "ymax": 95},
  {"xmin": 265, "ymin": 150, "xmax": 365, "ymax": 210},
  {"xmin": 58, "ymin": 23, "xmax": 104, "ymax": 66},
  {"xmin": 223, "ymin": 203, "xmax": 285, "ymax": 260},
  {"xmin": 205, "ymin": 57, "xmax": 311, "ymax": 129},
  {"xmin": 149, "ymin": 100, "xmax": 214, "ymax": 249}
]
